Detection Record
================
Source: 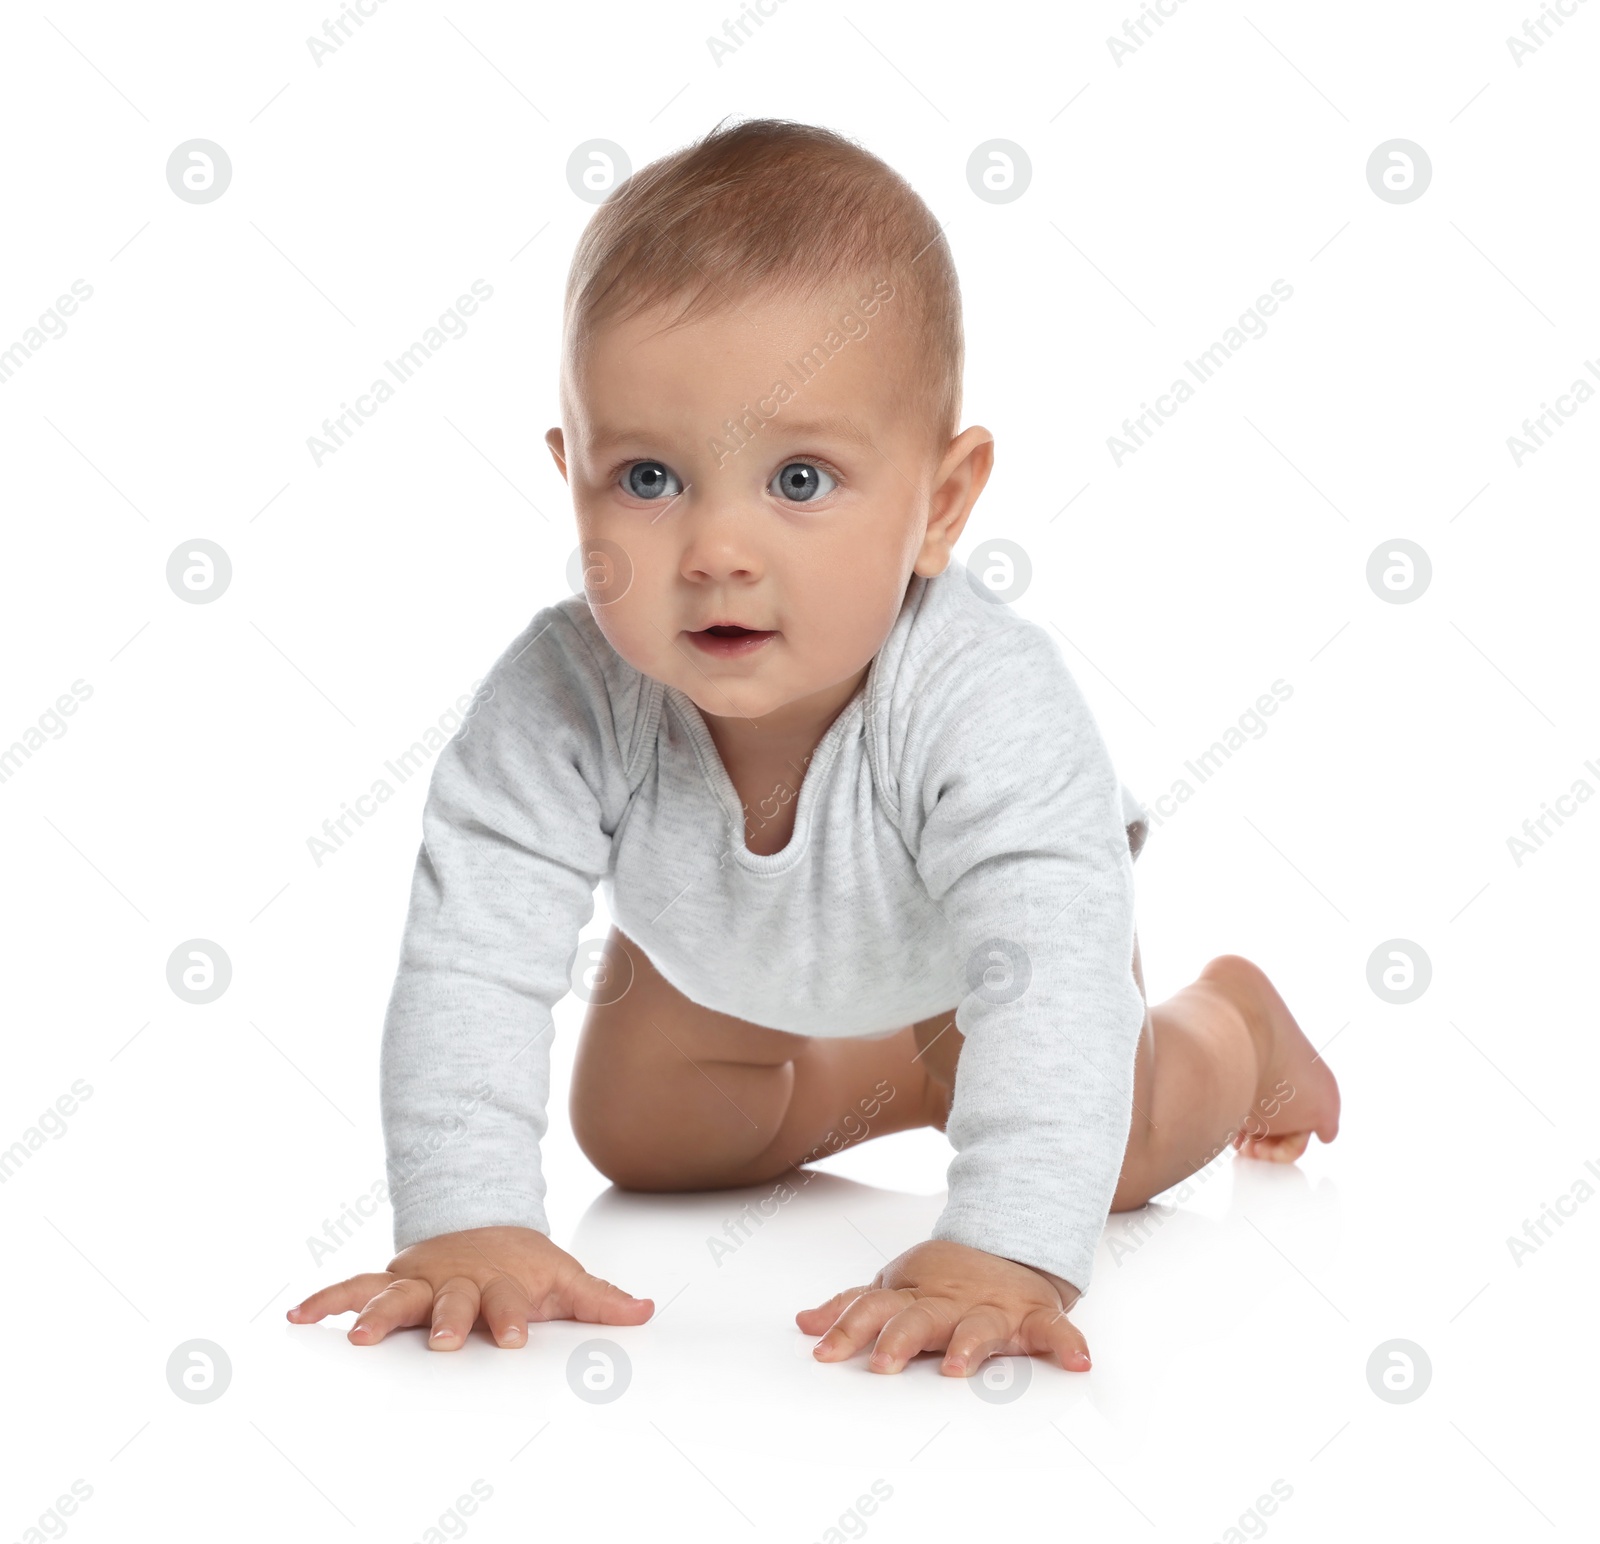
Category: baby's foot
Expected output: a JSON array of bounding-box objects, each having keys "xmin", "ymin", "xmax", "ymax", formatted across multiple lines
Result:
[{"xmin": 1198, "ymin": 955, "xmax": 1340, "ymax": 1164}]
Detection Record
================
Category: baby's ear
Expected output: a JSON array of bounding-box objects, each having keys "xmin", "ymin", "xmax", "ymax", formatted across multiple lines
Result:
[{"xmin": 545, "ymin": 426, "xmax": 568, "ymax": 480}]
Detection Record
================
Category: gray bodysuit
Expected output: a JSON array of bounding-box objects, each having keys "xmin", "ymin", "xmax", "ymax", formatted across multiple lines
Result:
[{"xmin": 380, "ymin": 561, "xmax": 1149, "ymax": 1295}]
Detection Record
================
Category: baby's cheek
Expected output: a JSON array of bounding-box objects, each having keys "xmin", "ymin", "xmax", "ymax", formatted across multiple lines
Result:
[{"xmin": 584, "ymin": 592, "xmax": 657, "ymax": 675}]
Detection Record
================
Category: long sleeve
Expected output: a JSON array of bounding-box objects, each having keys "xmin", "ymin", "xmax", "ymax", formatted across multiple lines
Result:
[
  {"xmin": 379, "ymin": 603, "xmax": 635, "ymax": 1252},
  {"xmin": 897, "ymin": 614, "xmax": 1144, "ymax": 1298}
]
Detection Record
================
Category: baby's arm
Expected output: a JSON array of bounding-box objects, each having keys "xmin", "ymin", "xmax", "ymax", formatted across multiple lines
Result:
[
  {"xmin": 800, "ymin": 612, "xmax": 1143, "ymax": 1374},
  {"xmin": 911, "ymin": 621, "xmax": 1144, "ymax": 1301},
  {"xmin": 290, "ymin": 608, "xmax": 652, "ymax": 1347}
]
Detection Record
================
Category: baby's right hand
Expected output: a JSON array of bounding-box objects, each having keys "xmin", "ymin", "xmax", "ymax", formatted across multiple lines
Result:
[{"xmin": 286, "ymin": 1225, "xmax": 653, "ymax": 1350}]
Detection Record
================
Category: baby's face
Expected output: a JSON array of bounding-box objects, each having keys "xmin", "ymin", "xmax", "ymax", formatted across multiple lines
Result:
[{"xmin": 547, "ymin": 287, "xmax": 991, "ymax": 726}]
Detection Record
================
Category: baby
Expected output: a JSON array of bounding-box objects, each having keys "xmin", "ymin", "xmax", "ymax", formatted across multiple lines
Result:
[{"xmin": 289, "ymin": 117, "xmax": 1340, "ymax": 1377}]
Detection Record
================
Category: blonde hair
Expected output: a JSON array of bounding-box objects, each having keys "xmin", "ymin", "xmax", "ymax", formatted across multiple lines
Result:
[{"xmin": 562, "ymin": 117, "xmax": 963, "ymax": 452}]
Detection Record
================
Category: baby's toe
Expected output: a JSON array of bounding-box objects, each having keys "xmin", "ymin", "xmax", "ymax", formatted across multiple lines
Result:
[{"xmin": 1238, "ymin": 1130, "xmax": 1311, "ymax": 1163}]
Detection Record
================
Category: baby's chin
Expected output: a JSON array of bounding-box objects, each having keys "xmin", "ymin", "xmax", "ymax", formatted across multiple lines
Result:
[
  {"xmin": 666, "ymin": 657, "xmax": 851, "ymax": 724},
  {"xmin": 665, "ymin": 666, "xmax": 793, "ymax": 720}
]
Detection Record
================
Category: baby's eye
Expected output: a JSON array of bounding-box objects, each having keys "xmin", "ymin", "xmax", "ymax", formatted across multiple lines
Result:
[
  {"xmin": 622, "ymin": 460, "xmax": 682, "ymax": 500},
  {"xmin": 768, "ymin": 461, "xmax": 836, "ymax": 503}
]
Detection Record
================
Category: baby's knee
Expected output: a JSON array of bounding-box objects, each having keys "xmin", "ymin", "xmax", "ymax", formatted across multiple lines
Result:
[{"xmin": 569, "ymin": 1109, "xmax": 688, "ymax": 1192}]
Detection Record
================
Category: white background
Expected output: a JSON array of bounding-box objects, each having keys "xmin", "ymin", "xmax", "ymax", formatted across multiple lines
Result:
[{"xmin": 2, "ymin": 1, "xmax": 1595, "ymax": 1540}]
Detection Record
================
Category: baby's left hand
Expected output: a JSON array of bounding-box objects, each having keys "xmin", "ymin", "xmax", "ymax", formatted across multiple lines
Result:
[{"xmin": 796, "ymin": 1239, "xmax": 1091, "ymax": 1376}]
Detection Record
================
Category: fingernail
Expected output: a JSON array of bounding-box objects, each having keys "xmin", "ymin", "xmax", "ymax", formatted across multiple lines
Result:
[{"xmin": 431, "ymin": 1327, "xmax": 452, "ymax": 1339}]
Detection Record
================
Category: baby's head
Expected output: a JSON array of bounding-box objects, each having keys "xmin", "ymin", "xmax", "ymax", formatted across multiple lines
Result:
[{"xmin": 547, "ymin": 118, "xmax": 993, "ymax": 725}]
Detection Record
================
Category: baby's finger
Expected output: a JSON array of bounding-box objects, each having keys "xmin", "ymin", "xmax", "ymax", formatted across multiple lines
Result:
[
  {"xmin": 810, "ymin": 1288, "xmax": 911, "ymax": 1362},
  {"xmin": 1027, "ymin": 1305, "xmax": 1092, "ymax": 1372},
  {"xmin": 427, "ymin": 1275, "xmax": 483, "ymax": 1351},
  {"xmin": 479, "ymin": 1274, "xmax": 532, "ymax": 1347},
  {"xmin": 867, "ymin": 1299, "xmax": 956, "ymax": 1374},
  {"xmin": 348, "ymin": 1277, "xmax": 434, "ymax": 1345},
  {"xmin": 793, "ymin": 1284, "xmax": 872, "ymax": 1333},
  {"xmin": 287, "ymin": 1274, "xmax": 397, "ymax": 1324},
  {"xmin": 561, "ymin": 1270, "xmax": 654, "ymax": 1326},
  {"xmin": 940, "ymin": 1306, "xmax": 1014, "ymax": 1377}
]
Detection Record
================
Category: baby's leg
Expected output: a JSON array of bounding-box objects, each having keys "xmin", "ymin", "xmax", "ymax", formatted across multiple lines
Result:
[
  {"xmin": 570, "ymin": 926, "xmax": 947, "ymax": 1192},
  {"xmin": 1106, "ymin": 941, "xmax": 1341, "ymax": 1209},
  {"xmin": 915, "ymin": 937, "xmax": 1341, "ymax": 1212}
]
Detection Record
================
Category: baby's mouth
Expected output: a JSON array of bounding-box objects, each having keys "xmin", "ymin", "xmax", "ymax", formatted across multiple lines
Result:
[{"xmin": 688, "ymin": 623, "xmax": 777, "ymax": 657}]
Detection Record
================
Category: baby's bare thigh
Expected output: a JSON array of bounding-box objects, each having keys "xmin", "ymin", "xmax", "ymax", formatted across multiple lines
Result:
[{"xmin": 569, "ymin": 926, "xmax": 809, "ymax": 1157}]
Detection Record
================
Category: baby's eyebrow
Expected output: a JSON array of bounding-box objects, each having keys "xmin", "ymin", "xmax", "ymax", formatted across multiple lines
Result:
[
  {"xmin": 586, "ymin": 427, "xmax": 646, "ymax": 452},
  {"xmin": 779, "ymin": 414, "xmax": 879, "ymax": 448},
  {"xmin": 588, "ymin": 413, "xmax": 879, "ymax": 453}
]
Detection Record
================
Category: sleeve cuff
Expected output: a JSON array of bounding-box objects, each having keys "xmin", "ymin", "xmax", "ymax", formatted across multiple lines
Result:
[
  {"xmin": 930, "ymin": 1201, "xmax": 1099, "ymax": 1301},
  {"xmin": 391, "ymin": 1187, "xmax": 550, "ymax": 1253}
]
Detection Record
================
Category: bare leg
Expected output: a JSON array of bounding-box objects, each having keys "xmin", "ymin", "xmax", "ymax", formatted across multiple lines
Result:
[
  {"xmin": 570, "ymin": 927, "xmax": 945, "ymax": 1192},
  {"xmin": 914, "ymin": 942, "xmax": 1341, "ymax": 1213},
  {"xmin": 571, "ymin": 930, "xmax": 1339, "ymax": 1219}
]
